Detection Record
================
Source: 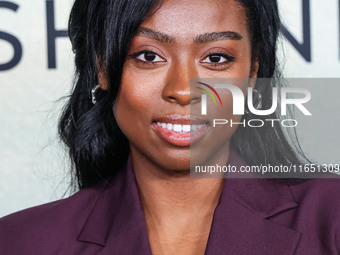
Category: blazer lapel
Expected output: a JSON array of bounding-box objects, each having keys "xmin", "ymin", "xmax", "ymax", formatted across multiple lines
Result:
[
  {"xmin": 205, "ymin": 151, "xmax": 301, "ymax": 255},
  {"xmin": 77, "ymin": 156, "xmax": 153, "ymax": 255}
]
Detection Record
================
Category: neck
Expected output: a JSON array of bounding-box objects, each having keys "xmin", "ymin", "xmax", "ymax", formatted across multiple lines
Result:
[{"xmin": 130, "ymin": 148, "xmax": 228, "ymax": 225}]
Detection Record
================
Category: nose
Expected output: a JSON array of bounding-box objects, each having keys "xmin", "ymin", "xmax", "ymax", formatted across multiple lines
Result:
[{"xmin": 162, "ymin": 59, "xmax": 199, "ymax": 106}]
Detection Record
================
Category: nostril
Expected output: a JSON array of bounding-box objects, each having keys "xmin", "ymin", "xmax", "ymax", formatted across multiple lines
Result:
[
  {"xmin": 163, "ymin": 89, "xmax": 191, "ymax": 105},
  {"xmin": 168, "ymin": 96, "xmax": 177, "ymax": 102}
]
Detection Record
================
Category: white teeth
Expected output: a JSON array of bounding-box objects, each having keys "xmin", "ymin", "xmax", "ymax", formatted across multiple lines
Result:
[
  {"xmin": 183, "ymin": 125, "xmax": 190, "ymax": 132},
  {"xmin": 166, "ymin": 123, "xmax": 173, "ymax": 131},
  {"xmin": 156, "ymin": 122, "xmax": 206, "ymax": 133},
  {"xmin": 173, "ymin": 124, "xmax": 182, "ymax": 132}
]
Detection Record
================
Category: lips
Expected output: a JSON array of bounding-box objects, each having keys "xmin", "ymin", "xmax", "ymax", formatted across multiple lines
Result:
[{"xmin": 152, "ymin": 114, "xmax": 209, "ymax": 147}]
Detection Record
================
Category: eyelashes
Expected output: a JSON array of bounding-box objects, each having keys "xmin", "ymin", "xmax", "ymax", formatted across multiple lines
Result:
[
  {"xmin": 128, "ymin": 50, "xmax": 166, "ymax": 65},
  {"xmin": 128, "ymin": 49, "xmax": 235, "ymax": 67},
  {"xmin": 200, "ymin": 52, "xmax": 235, "ymax": 66}
]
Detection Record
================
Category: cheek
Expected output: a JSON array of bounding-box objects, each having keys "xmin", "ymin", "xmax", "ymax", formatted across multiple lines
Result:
[
  {"xmin": 213, "ymin": 80, "xmax": 248, "ymax": 117},
  {"xmin": 209, "ymin": 93, "xmax": 244, "ymax": 132},
  {"xmin": 115, "ymin": 85, "xmax": 146, "ymax": 115},
  {"xmin": 234, "ymin": 54, "xmax": 253, "ymax": 78},
  {"xmin": 113, "ymin": 67, "xmax": 164, "ymax": 139},
  {"xmin": 113, "ymin": 75, "xmax": 150, "ymax": 135}
]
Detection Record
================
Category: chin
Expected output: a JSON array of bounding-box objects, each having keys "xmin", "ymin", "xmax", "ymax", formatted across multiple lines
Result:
[{"xmin": 154, "ymin": 150, "xmax": 191, "ymax": 171}]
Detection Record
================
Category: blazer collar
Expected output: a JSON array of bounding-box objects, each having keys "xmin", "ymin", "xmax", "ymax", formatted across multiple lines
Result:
[
  {"xmin": 204, "ymin": 150, "xmax": 301, "ymax": 255},
  {"xmin": 78, "ymin": 156, "xmax": 152, "ymax": 254},
  {"xmin": 223, "ymin": 150, "xmax": 298, "ymax": 219},
  {"xmin": 78, "ymin": 151, "xmax": 300, "ymax": 254}
]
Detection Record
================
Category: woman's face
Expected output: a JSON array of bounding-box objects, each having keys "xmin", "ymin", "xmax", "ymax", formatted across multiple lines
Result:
[{"xmin": 112, "ymin": 0, "xmax": 257, "ymax": 171}]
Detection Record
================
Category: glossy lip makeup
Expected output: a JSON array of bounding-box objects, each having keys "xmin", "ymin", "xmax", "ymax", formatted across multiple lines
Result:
[{"xmin": 152, "ymin": 114, "xmax": 210, "ymax": 147}]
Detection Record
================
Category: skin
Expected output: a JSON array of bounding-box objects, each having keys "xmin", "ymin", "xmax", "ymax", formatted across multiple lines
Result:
[{"xmin": 100, "ymin": 0, "xmax": 258, "ymax": 254}]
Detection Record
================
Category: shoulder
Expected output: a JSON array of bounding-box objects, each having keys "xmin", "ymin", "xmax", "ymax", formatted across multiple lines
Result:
[
  {"xmin": 288, "ymin": 175, "xmax": 340, "ymax": 199},
  {"xmin": 285, "ymin": 176, "xmax": 340, "ymax": 253},
  {"xmin": 288, "ymin": 176, "xmax": 340, "ymax": 220},
  {"xmin": 0, "ymin": 179, "xmax": 108, "ymax": 254}
]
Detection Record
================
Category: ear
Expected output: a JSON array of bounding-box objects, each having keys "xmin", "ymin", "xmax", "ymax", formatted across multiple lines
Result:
[{"xmin": 97, "ymin": 59, "xmax": 109, "ymax": 90}]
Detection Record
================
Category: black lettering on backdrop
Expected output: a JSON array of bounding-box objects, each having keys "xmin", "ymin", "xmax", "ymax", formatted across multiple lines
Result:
[
  {"xmin": 46, "ymin": 0, "xmax": 68, "ymax": 69},
  {"xmin": 281, "ymin": 0, "xmax": 311, "ymax": 62},
  {"xmin": 0, "ymin": 1, "xmax": 23, "ymax": 71}
]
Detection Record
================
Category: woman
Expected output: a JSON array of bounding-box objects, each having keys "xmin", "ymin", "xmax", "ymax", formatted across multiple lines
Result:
[{"xmin": 1, "ymin": 0, "xmax": 340, "ymax": 254}]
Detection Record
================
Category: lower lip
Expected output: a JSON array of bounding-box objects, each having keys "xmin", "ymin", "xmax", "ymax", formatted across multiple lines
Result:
[{"xmin": 152, "ymin": 122, "xmax": 209, "ymax": 147}]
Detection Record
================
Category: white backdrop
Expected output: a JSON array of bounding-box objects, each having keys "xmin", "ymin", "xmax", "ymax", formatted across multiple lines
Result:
[{"xmin": 0, "ymin": 0, "xmax": 340, "ymax": 217}]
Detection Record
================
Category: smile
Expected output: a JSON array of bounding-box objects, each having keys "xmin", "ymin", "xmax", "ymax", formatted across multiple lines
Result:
[{"xmin": 152, "ymin": 115, "xmax": 210, "ymax": 147}]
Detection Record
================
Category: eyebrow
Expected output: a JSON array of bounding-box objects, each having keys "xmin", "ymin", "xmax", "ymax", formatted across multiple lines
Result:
[
  {"xmin": 135, "ymin": 27, "xmax": 243, "ymax": 45},
  {"xmin": 194, "ymin": 31, "xmax": 243, "ymax": 43}
]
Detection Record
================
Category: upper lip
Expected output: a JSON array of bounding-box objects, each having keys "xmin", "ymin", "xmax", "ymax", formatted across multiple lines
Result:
[{"xmin": 154, "ymin": 114, "xmax": 209, "ymax": 125}]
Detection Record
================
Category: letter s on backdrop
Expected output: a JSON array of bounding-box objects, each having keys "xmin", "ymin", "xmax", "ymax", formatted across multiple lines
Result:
[{"xmin": 0, "ymin": 1, "xmax": 23, "ymax": 71}]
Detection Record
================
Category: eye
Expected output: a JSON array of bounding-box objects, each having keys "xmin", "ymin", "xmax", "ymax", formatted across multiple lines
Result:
[
  {"xmin": 200, "ymin": 53, "xmax": 235, "ymax": 65},
  {"xmin": 129, "ymin": 50, "xmax": 166, "ymax": 64}
]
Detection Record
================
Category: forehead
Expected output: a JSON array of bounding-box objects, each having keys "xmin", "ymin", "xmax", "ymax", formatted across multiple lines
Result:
[{"xmin": 142, "ymin": 0, "xmax": 248, "ymax": 40}]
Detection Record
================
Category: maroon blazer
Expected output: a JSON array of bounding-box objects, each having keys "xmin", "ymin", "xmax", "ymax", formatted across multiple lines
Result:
[{"xmin": 1, "ymin": 151, "xmax": 340, "ymax": 254}]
